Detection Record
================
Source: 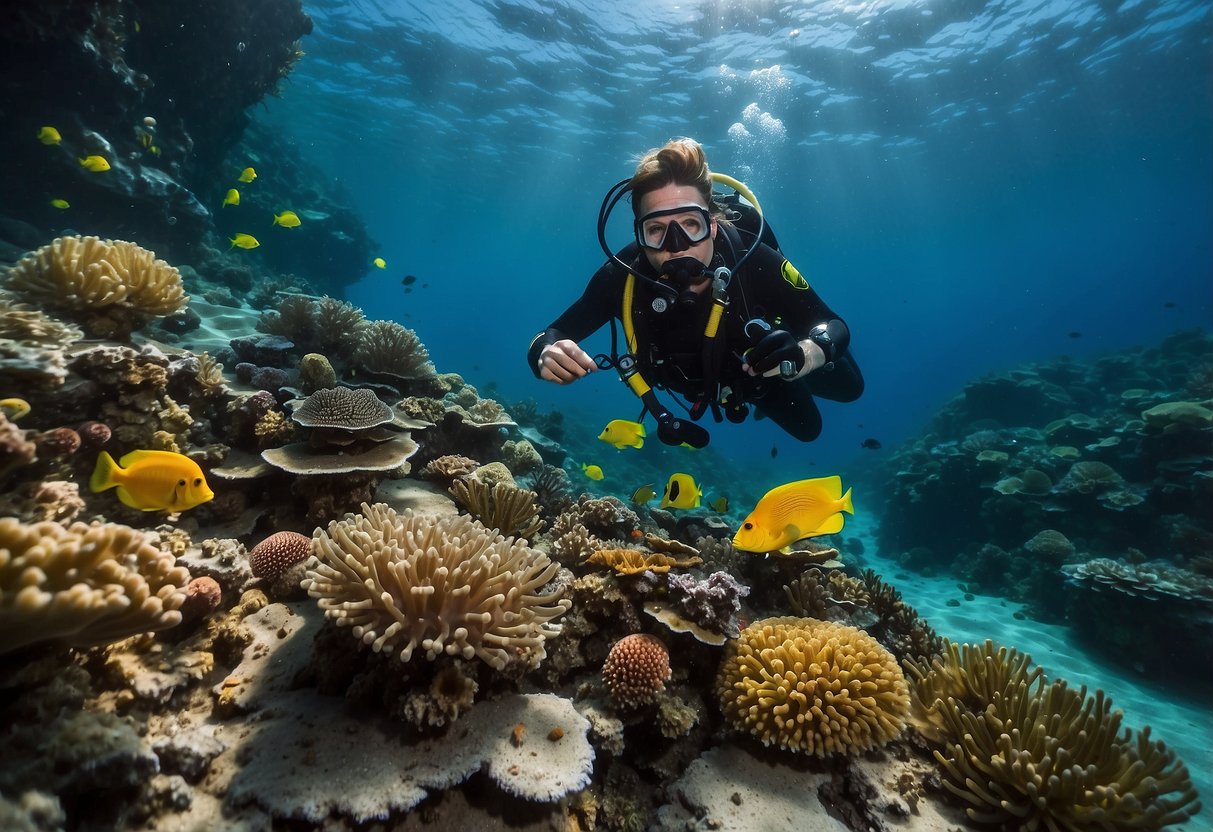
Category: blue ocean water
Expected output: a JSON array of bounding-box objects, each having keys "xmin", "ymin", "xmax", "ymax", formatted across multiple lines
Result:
[{"xmin": 258, "ymin": 0, "xmax": 1212, "ymax": 477}]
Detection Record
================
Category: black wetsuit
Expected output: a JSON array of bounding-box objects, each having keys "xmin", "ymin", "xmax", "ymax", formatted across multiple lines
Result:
[{"xmin": 527, "ymin": 228, "xmax": 863, "ymax": 442}]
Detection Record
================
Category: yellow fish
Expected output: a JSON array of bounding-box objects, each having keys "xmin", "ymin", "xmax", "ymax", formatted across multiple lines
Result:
[
  {"xmin": 709, "ymin": 496, "xmax": 729, "ymax": 513},
  {"xmin": 222, "ymin": 188, "xmax": 240, "ymax": 207},
  {"xmin": 273, "ymin": 210, "xmax": 301, "ymax": 228},
  {"xmin": 732, "ymin": 475, "xmax": 854, "ymax": 554},
  {"xmin": 373, "ymin": 257, "xmax": 387, "ymax": 269},
  {"xmin": 630, "ymin": 483, "xmax": 657, "ymax": 505},
  {"xmin": 37, "ymin": 126, "xmax": 62, "ymax": 145},
  {"xmin": 598, "ymin": 419, "xmax": 645, "ymax": 449},
  {"xmin": 660, "ymin": 473, "xmax": 702, "ymax": 510},
  {"xmin": 79, "ymin": 155, "xmax": 111, "ymax": 172},
  {"xmin": 0, "ymin": 397, "xmax": 31, "ymax": 420},
  {"xmin": 229, "ymin": 233, "xmax": 260, "ymax": 250},
  {"xmin": 90, "ymin": 449, "xmax": 214, "ymax": 512},
  {"xmin": 50, "ymin": 198, "xmax": 70, "ymax": 210},
  {"xmin": 237, "ymin": 166, "xmax": 257, "ymax": 183},
  {"xmin": 149, "ymin": 144, "xmax": 162, "ymax": 156},
  {"xmin": 581, "ymin": 463, "xmax": 605, "ymax": 481}
]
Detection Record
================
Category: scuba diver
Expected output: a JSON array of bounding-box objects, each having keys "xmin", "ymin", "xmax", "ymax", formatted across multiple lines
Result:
[{"xmin": 526, "ymin": 137, "xmax": 862, "ymax": 448}]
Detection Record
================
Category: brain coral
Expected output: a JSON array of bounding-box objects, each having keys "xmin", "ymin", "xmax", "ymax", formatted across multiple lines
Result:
[
  {"xmin": 303, "ymin": 503, "xmax": 571, "ymax": 670},
  {"xmin": 0, "ymin": 517, "xmax": 191, "ymax": 653},
  {"xmin": 717, "ymin": 616, "xmax": 909, "ymax": 756},
  {"xmin": 4, "ymin": 236, "xmax": 187, "ymax": 339}
]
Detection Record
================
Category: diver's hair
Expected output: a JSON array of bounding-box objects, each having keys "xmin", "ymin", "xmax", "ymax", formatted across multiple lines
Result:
[{"xmin": 629, "ymin": 138, "xmax": 720, "ymax": 217}]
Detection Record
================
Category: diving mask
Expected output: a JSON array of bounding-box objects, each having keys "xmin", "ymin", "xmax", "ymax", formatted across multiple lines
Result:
[{"xmin": 635, "ymin": 204, "xmax": 712, "ymax": 252}]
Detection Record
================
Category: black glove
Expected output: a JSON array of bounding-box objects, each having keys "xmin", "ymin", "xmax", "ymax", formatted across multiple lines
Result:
[{"xmin": 745, "ymin": 329, "xmax": 804, "ymax": 379}]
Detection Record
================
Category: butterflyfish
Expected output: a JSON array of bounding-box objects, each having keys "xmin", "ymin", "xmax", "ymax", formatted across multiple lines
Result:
[
  {"xmin": 732, "ymin": 475, "xmax": 854, "ymax": 554},
  {"xmin": 630, "ymin": 483, "xmax": 657, "ymax": 505},
  {"xmin": 90, "ymin": 449, "xmax": 215, "ymax": 512},
  {"xmin": 79, "ymin": 155, "xmax": 111, "ymax": 172},
  {"xmin": 237, "ymin": 166, "xmax": 257, "ymax": 183},
  {"xmin": 50, "ymin": 199, "xmax": 70, "ymax": 210},
  {"xmin": 222, "ymin": 188, "xmax": 240, "ymax": 207},
  {"xmin": 660, "ymin": 473, "xmax": 702, "ymax": 510},
  {"xmin": 37, "ymin": 126, "xmax": 62, "ymax": 145},
  {"xmin": 229, "ymin": 233, "xmax": 260, "ymax": 250},
  {"xmin": 598, "ymin": 419, "xmax": 645, "ymax": 449},
  {"xmin": 273, "ymin": 210, "xmax": 301, "ymax": 228},
  {"xmin": 709, "ymin": 496, "xmax": 729, "ymax": 513},
  {"xmin": 373, "ymin": 257, "xmax": 387, "ymax": 269},
  {"xmin": 581, "ymin": 463, "xmax": 605, "ymax": 481}
]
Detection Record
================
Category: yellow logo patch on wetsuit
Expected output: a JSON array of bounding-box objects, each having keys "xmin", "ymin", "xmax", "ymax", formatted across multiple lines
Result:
[{"xmin": 781, "ymin": 260, "xmax": 810, "ymax": 290}]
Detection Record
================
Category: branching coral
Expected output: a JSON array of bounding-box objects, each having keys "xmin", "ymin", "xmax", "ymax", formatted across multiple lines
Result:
[
  {"xmin": 552, "ymin": 495, "xmax": 641, "ymax": 542},
  {"xmin": 903, "ymin": 639, "xmax": 1041, "ymax": 743},
  {"xmin": 0, "ymin": 518, "xmax": 191, "ymax": 653},
  {"xmin": 3, "ymin": 236, "xmax": 187, "ymax": 338},
  {"xmin": 448, "ymin": 478, "xmax": 544, "ymax": 541},
  {"xmin": 258, "ymin": 295, "xmax": 367, "ymax": 358},
  {"xmin": 303, "ymin": 503, "xmax": 571, "ymax": 670},
  {"xmin": 353, "ymin": 320, "xmax": 436, "ymax": 380},
  {"xmin": 933, "ymin": 677, "xmax": 1200, "ymax": 831},
  {"xmin": 717, "ymin": 616, "xmax": 909, "ymax": 756}
]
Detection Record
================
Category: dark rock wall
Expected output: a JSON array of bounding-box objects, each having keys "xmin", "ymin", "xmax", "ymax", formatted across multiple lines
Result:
[{"xmin": 0, "ymin": 0, "xmax": 371, "ymax": 296}]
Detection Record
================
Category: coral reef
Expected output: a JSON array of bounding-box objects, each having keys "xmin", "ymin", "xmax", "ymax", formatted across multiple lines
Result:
[
  {"xmin": 717, "ymin": 616, "xmax": 909, "ymax": 756},
  {"xmin": 0, "ymin": 517, "xmax": 191, "ymax": 653},
  {"xmin": 912, "ymin": 642, "xmax": 1201, "ymax": 831},
  {"xmin": 448, "ymin": 477, "xmax": 544, "ymax": 540},
  {"xmin": 3, "ymin": 236, "xmax": 187, "ymax": 339},
  {"xmin": 303, "ymin": 503, "xmax": 571, "ymax": 670}
]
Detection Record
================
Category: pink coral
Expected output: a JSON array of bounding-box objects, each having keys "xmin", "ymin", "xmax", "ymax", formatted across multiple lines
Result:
[{"xmin": 602, "ymin": 633, "xmax": 671, "ymax": 709}]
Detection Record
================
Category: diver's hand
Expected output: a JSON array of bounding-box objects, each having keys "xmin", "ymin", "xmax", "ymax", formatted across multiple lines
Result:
[
  {"xmin": 743, "ymin": 329, "xmax": 820, "ymax": 379},
  {"xmin": 539, "ymin": 340, "xmax": 597, "ymax": 384}
]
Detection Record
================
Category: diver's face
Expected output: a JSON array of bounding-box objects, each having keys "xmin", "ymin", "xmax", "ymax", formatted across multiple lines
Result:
[{"xmin": 637, "ymin": 183, "xmax": 716, "ymax": 289}]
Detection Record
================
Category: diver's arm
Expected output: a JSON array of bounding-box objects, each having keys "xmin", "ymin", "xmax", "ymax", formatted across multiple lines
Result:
[
  {"xmin": 741, "ymin": 245, "xmax": 853, "ymax": 379},
  {"xmin": 526, "ymin": 260, "xmax": 623, "ymax": 382}
]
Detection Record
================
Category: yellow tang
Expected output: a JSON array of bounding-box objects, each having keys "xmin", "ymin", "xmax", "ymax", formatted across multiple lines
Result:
[
  {"xmin": 598, "ymin": 418, "xmax": 645, "ymax": 449},
  {"xmin": 630, "ymin": 483, "xmax": 657, "ymax": 505},
  {"xmin": 237, "ymin": 166, "xmax": 257, "ymax": 183},
  {"xmin": 50, "ymin": 198, "xmax": 70, "ymax": 210},
  {"xmin": 660, "ymin": 472, "xmax": 702, "ymax": 510},
  {"xmin": 229, "ymin": 233, "xmax": 260, "ymax": 250},
  {"xmin": 222, "ymin": 188, "xmax": 240, "ymax": 207},
  {"xmin": 732, "ymin": 475, "xmax": 854, "ymax": 554},
  {"xmin": 79, "ymin": 155, "xmax": 111, "ymax": 172},
  {"xmin": 273, "ymin": 210, "xmax": 301, "ymax": 228},
  {"xmin": 90, "ymin": 449, "xmax": 215, "ymax": 512},
  {"xmin": 581, "ymin": 463, "xmax": 605, "ymax": 481},
  {"xmin": 37, "ymin": 126, "xmax": 62, "ymax": 145},
  {"xmin": 373, "ymin": 257, "xmax": 387, "ymax": 269}
]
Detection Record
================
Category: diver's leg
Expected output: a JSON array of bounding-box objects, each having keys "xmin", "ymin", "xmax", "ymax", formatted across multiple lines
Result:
[
  {"xmin": 805, "ymin": 352, "xmax": 864, "ymax": 402},
  {"xmin": 753, "ymin": 383, "xmax": 824, "ymax": 442}
]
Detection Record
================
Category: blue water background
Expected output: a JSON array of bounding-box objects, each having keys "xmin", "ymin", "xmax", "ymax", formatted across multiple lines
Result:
[{"xmin": 258, "ymin": 0, "xmax": 1211, "ymax": 481}]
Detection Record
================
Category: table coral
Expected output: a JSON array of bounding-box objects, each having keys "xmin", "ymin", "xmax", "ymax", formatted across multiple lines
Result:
[
  {"xmin": 303, "ymin": 502, "xmax": 571, "ymax": 670},
  {"xmin": 0, "ymin": 517, "xmax": 191, "ymax": 653},
  {"xmin": 717, "ymin": 616, "xmax": 909, "ymax": 756}
]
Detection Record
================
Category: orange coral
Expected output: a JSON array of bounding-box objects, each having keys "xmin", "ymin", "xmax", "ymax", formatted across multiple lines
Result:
[{"xmin": 584, "ymin": 548, "xmax": 702, "ymax": 575}]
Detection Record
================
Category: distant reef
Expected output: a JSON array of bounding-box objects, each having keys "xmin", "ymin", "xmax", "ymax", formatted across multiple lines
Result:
[
  {"xmin": 862, "ymin": 329, "xmax": 1213, "ymax": 690},
  {"xmin": 0, "ymin": 0, "xmax": 373, "ymax": 297}
]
